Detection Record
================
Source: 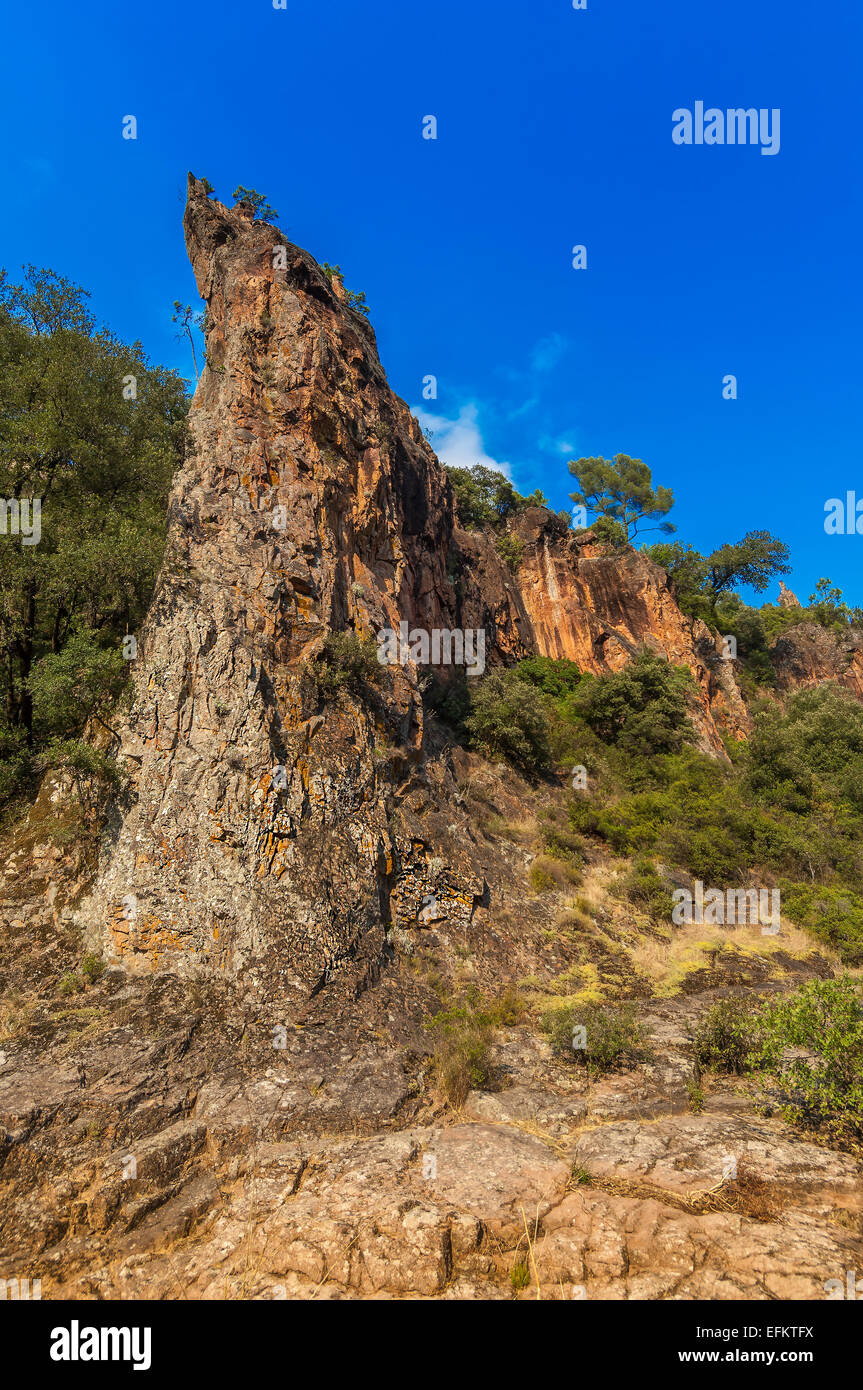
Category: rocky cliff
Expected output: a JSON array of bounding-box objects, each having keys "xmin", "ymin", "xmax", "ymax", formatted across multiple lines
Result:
[
  {"xmin": 3, "ymin": 177, "xmax": 862, "ymax": 1303},
  {"xmin": 76, "ymin": 176, "xmax": 752, "ymax": 1003}
]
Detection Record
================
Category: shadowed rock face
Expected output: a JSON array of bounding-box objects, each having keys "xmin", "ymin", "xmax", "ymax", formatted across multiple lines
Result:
[
  {"xmin": 770, "ymin": 622, "xmax": 863, "ymax": 699},
  {"xmin": 78, "ymin": 177, "xmax": 750, "ymax": 998}
]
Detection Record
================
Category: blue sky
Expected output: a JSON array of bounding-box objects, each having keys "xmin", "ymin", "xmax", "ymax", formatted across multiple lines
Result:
[{"xmin": 1, "ymin": 0, "xmax": 861, "ymax": 605}]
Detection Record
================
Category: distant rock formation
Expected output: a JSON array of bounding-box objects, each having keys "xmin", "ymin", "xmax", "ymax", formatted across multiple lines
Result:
[{"xmin": 778, "ymin": 580, "xmax": 802, "ymax": 608}]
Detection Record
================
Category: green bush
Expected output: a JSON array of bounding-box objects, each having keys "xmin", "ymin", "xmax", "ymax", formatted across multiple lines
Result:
[
  {"xmin": 495, "ymin": 533, "xmax": 524, "ymax": 572},
  {"xmin": 465, "ymin": 668, "xmax": 552, "ymax": 774},
  {"xmin": 693, "ymin": 979, "xmax": 863, "ymax": 1144},
  {"xmin": 759, "ymin": 977, "xmax": 863, "ymax": 1143},
  {"xmin": 569, "ymin": 651, "xmax": 695, "ymax": 757},
  {"xmin": 542, "ymin": 1000, "xmax": 650, "ymax": 1076},
  {"xmin": 305, "ymin": 631, "xmax": 381, "ymax": 700},
  {"xmin": 694, "ymin": 997, "xmax": 762, "ymax": 1075},
  {"xmin": 446, "ymin": 464, "xmax": 547, "ymax": 531},
  {"xmin": 612, "ymin": 856, "xmax": 675, "ymax": 921}
]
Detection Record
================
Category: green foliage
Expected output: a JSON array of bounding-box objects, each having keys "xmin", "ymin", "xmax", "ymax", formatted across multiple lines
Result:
[
  {"xmin": 543, "ymin": 1000, "xmax": 651, "ymax": 1076},
  {"xmin": 495, "ymin": 533, "xmax": 524, "ymax": 571},
  {"xmin": 26, "ymin": 628, "xmax": 127, "ymax": 740},
  {"xmin": 427, "ymin": 988, "xmax": 523, "ymax": 1106},
  {"xmin": 319, "ymin": 263, "xmax": 370, "ymax": 317},
  {"xmin": 776, "ymin": 883, "xmax": 863, "ymax": 965},
  {"xmin": 568, "ymin": 454, "xmax": 674, "ymax": 540},
  {"xmin": 171, "ymin": 300, "xmax": 205, "ymax": 382},
  {"xmin": 304, "ymin": 631, "xmax": 381, "ymax": 700},
  {"xmin": 511, "ymin": 655, "xmax": 582, "ymax": 699},
  {"xmin": 588, "ymin": 515, "xmax": 628, "ymax": 552},
  {"xmin": 611, "ymin": 856, "xmax": 675, "ymax": 921},
  {"xmin": 0, "ymin": 265, "xmax": 187, "ymax": 810},
  {"xmin": 695, "ymin": 979, "xmax": 863, "ymax": 1144},
  {"xmin": 645, "ymin": 532, "xmax": 792, "ymax": 639},
  {"xmin": 80, "ymin": 952, "xmax": 105, "ymax": 983},
  {"xmin": 694, "ymin": 997, "xmax": 762, "ymax": 1075},
  {"xmin": 758, "ymin": 977, "xmax": 863, "ymax": 1142},
  {"xmin": 232, "ymin": 186, "xmax": 279, "ymax": 222},
  {"xmin": 446, "ymin": 464, "xmax": 547, "ymax": 531},
  {"xmin": 465, "ymin": 668, "xmax": 553, "ymax": 774},
  {"xmin": 808, "ymin": 577, "xmax": 853, "ymax": 630},
  {"xmin": 569, "ymin": 651, "xmax": 695, "ymax": 757}
]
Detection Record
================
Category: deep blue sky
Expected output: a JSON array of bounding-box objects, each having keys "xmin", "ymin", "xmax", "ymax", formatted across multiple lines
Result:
[{"xmin": 2, "ymin": 0, "xmax": 860, "ymax": 605}]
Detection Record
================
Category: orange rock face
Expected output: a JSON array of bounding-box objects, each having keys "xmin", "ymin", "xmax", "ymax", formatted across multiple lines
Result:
[{"xmin": 77, "ymin": 175, "xmax": 850, "ymax": 998}]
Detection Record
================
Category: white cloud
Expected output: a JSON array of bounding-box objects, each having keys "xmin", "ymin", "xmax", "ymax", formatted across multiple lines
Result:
[{"xmin": 412, "ymin": 402, "xmax": 513, "ymax": 480}]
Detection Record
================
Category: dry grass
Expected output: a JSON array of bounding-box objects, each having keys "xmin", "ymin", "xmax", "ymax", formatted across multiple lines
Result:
[{"xmin": 628, "ymin": 915, "xmax": 838, "ymax": 997}]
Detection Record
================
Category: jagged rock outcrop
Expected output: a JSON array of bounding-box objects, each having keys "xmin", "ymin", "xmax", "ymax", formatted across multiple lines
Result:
[
  {"xmin": 777, "ymin": 580, "xmax": 802, "ymax": 609},
  {"xmin": 78, "ymin": 176, "xmax": 751, "ymax": 998},
  {"xmin": 457, "ymin": 509, "xmax": 749, "ymax": 751},
  {"xmin": 770, "ymin": 623, "xmax": 863, "ymax": 699}
]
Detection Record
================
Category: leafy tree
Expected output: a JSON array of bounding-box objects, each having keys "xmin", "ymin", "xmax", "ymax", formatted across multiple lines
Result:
[
  {"xmin": 568, "ymin": 454, "xmax": 674, "ymax": 541},
  {"xmin": 645, "ymin": 540, "xmax": 707, "ymax": 598},
  {"xmin": 231, "ymin": 186, "xmax": 279, "ymax": 223},
  {"xmin": 512, "ymin": 655, "xmax": 582, "ymax": 699},
  {"xmin": 569, "ymin": 650, "xmax": 694, "ymax": 756},
  {"xmin": 171, "ymin": 301, "xmax": 205, "ymax": 383},
  {"xmin": 704, "ymin": 530, "xmax": 791, "ymax": 596},
  {"xmin": 588, "ymin": 515, "xmax": 628, "ymax": 552},
  {"xmin": 0, "ymin": 266, "xmax": 188, "ymax": 759},
  {"xmin": 465, "ymin": 667, "xmax": 552, "ymax": 773},
  {"xmin": 758, "ymin": 978, "xmax": 863, "ymax": 1142},
  {"xmin": 808, "ymin": 577, "xmax": 851, "ymax": 629},
  {"xmin": 447, "ymin": 464, "xmax": 546, "ymax": 530}
]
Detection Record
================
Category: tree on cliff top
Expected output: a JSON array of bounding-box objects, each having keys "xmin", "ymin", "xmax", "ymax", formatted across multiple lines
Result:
[
  {"xmin": 447, "ymin": 464, "xmax": 547, "ymax": 530},
  {"xmin": 231, "ymin": 186, "xmax": 280, "ymax": 223},
  {"xmin": 568, "ymin": 454, "xmax": 675, "ymax": 541}
]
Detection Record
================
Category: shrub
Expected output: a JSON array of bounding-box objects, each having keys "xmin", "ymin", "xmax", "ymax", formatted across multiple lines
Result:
[
  {"xmin": 693, "ymin": 997, "xmax": 762, "ymax": 1075},
  {"xmin": 569, "ymin": 651, "xmax": 695, "ymax": 757},
  {"xmin": 513, "ymin": 655, "xmax": 582, "ymax": 699},
  {"xmin": 80, "ymin": 953, "xmax": 104, "ymax": 984},
  {"xmin": 427, "ymin": 988, "xmax": 523, "ymax": 1105},
  {"xmin": 446, "ymin": 464, "xmax": 547, "ymax": 531},
  {"xmin": 611, "ymin": 856, "xmax": 674, "ymax": 921},
  {"xmin": 465, "ymin": 668, "xmax": 552, "ymax": 774},
  {"xmin": 542, "ymin": 1000, "xmax": 650, "ymax": 1076},
  {"xmin": 495, "ymin": 533, "xmax": 524, "ymax": 572},
  {"xmin": 758, "ymin": 977, "xmax": 863, "ymax": 1143},
  {"xmin": 778, "ymin": 883, "xmax": 863, "ymax": 965},
  {"xmin": 304, "ymin": 631, "xmax": 381, "ymax": 700}
]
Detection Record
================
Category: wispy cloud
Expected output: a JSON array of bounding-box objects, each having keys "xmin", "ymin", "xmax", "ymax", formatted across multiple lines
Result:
[
  {"xmin": 538, "ymin": 433, "xmax": 576, "ymax": 456},
  {"xmin": 412, "ymin": 402, "xmax": 513, "ymax": 480},
  {"xmin": 530, "ymin": 332, "xmax": 569, "ymax": 374}
]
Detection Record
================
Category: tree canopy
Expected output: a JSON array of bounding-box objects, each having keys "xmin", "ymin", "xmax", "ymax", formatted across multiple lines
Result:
[
  {"xmin": 447, "ymin": 464, "xmax": 547, "ymax": 530},
  {"xmin": 568, "ymin": 454, "xmax": 674, "ymax": 540},
  {"xmin": 0, "ymin": 266, "xmax": 188, "ymax": 771}
]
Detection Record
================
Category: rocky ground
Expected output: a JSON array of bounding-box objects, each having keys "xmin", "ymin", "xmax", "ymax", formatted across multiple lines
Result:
[{"xmin": 2, "ymin": 755, "xmax": 860, "ymax": 1302}]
